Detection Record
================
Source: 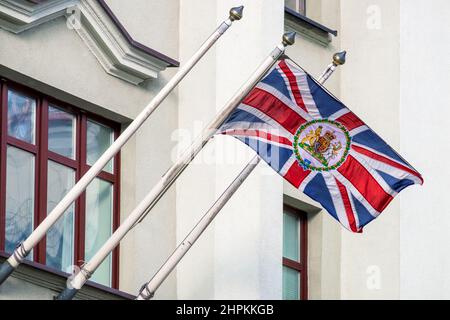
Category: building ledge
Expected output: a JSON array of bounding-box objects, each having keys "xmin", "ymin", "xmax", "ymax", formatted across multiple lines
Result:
[
  {"xmin": 0, "ymin": 252, "xmax": 134, "ymax": 300},
  {"xmin": 0, "ymin": 0, "xmax": 180, "ymax": 84},
  {"xmin": 96, "ymin": 0, "xmax": 179, "ymax": 68},
  {"xmin": 284, "ymin": 7, "xmax": 337, "ymax": 46}
]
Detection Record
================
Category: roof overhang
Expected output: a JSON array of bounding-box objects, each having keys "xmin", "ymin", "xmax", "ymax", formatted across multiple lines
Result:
[{"xmin": 0, "ymin": 0, "xmax": 180, "ymax": 84}]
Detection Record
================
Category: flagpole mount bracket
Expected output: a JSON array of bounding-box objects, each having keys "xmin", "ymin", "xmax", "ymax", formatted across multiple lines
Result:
[{"xmin": 138, "ymin": 283, "xmax": 155, "ymax": 300}]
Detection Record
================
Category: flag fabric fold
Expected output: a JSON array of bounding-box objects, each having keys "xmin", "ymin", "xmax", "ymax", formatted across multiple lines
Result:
[{"xmin": 218, "ymin": 59, "xmax": 423, "ymax": 232}]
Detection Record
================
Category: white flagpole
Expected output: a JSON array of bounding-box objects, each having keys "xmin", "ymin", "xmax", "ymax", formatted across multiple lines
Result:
[
  {"xmin": 317, "ymin": 51, "xmax": 346, "ymax": 83},
  {"xmin": 56, "ymin": 32, "xmax": 297, "ymax": 300},
  {"xmin": 135, "ymin": 51, "xmax": 347, "ymax": 300},
  {"xmin": 0, "ymin": 6, "xmax": 245, "ymax": 286}
]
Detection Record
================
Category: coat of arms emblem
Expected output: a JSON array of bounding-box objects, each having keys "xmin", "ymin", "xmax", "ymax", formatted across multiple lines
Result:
[{"xmin": 293, "ymin": 119, "xmax": 351, "ymax": 171}]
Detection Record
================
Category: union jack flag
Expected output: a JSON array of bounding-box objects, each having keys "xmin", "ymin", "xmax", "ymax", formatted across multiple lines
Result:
[{"xmin": 219, "ymin": 59, "xmax": 423, "ymax": 232}]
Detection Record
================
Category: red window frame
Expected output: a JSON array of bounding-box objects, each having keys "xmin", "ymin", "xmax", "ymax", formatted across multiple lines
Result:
[
  {"xmin": 283, "ymin": 204, "xmax": 308, "ymax": 300},
  {"xmin": 0, "ymin": 78, "xmax": 121, "ymax": 289}
]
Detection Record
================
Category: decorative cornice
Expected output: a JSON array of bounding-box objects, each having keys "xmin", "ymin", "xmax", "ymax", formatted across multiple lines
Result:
[{"xmin": 0, "ymin": 0, "xmax": 179, "ymax": 84}]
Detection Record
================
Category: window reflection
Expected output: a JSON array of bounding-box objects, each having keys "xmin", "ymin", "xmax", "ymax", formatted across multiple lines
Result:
[
  {"xmin": 283, "ymin": 212, "xmax": 300, "ymax": 261},
  {"xmin": 46, "ymin": 161, "xmax": 75, "ymax": 272},
  {"xmin": 48, "ymin": 106, "xmax": 76, "ymax": 159},
  {"xmin": 87, "ymin": 120, "xmax": 114, "ymax": 173},
  {"xmin": 7, "ymin": 90, "xmax": 36, "ymax": 144},
  {"xmin": 1, "ymin": 84, "xmax": 118, "ymax": 287},
  {"xmin": 282, "ymin": 266, "xmax": 300, "ymax": 300},
  {"xmin": 5, "ymin": 146, "xmax": 35, "ymax": 259},
  {"xmin": 85, "ymin": 178, "xmax": 113, "ymax": 286}
]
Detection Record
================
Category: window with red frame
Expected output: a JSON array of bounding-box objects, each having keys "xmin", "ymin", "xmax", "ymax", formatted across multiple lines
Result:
[
  {"xmin": 282, "ymin": 205, "xmax": 307, "ymax": 300},
  {"xmin": 0, "ymin": 80, "xmax": 120, "ymax": 288}
]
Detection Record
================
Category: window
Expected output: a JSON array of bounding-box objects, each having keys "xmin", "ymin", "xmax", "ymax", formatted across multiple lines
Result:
[
  {"xmin": 285, "ymin": 0, "xmax": 306, "ymax": 15},
  {"xmin": 282, "ymin": 205, "xmax": 307, "ymax": 300},
  {"xmin": 0, "ymin": 80, "xmax": 120, "ymax": 288}
]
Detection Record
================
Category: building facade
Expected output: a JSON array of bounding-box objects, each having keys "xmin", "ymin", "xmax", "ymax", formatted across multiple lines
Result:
[{"xmin": 0, "ymin": 0, "xmax": 448, "ymax": 300}]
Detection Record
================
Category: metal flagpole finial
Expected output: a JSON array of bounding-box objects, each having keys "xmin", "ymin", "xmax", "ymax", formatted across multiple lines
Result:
[
  {"xmin": 333, "ymin": 50, "xmax": 347, "ymax": 66},
  {"xmin": 282, "ymin": 31, "xmax": 296, "ymax": 46},
  {"xmin": 229, "ymin": 5, "xmax": 244, "ymax": 21}
]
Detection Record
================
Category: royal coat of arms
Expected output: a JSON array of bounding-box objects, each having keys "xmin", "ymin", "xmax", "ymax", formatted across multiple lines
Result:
[{"xmin": 293, "ymin": 119, "xmax": 351, "ymax": 171}]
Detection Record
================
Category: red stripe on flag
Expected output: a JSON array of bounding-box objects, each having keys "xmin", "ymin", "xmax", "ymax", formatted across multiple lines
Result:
[
  {"xmin": 337, "ymin": 155, "xmax": 393, "ymax": 212},
  {"xmin": 223, "ymin": 129, "xmax": 293, "ymax": 147},
  {"xmin": 278, "ymin": 60, "xmax": 308, "ymax": 113},
  {"xmin": 352, "ymin": 144, "xmax": 423, "ymax": 184},
  {"xmin": 335, "ymin": 178, "xmax": 359, "ymax": 233},
  {"xmin": 284, "ymin": 162, "xmax": 310, "ymax": 188},
  {"xmin": 335, "ymin": 111, "xmax": 365, "ymax": 131},
  {"xmin": 243, "ymin": 88, "xmax": 307, "ymax": 134}
]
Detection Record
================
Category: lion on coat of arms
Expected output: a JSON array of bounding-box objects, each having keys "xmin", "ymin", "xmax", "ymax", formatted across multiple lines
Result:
[{"xmin": 300, "ymin": 125, "xmax": 342, "ymax": 165}]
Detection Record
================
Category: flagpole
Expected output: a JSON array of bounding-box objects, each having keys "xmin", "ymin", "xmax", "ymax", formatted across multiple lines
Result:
[
  {"xmin": 135, "ymin": 51, "xmax": 347, "ymax": 300},
  {"xmin": 0, "ymin": 6, "xmax": 246, "ymax": 287},
  {"xmin": 55, "ymin": 32, "xmax": 297, "ymax": 300},
  {"xmin": 317, "ymin": 51, "xmax": 346, "ymax": 83}
]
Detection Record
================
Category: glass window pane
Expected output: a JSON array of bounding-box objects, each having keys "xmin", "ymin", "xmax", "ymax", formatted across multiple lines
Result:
[
  {"xmin": 48, "ymin": 106, "xmax": 76, "ymax": 159},
  {"xmin": 283, "ymin": 212, "xmax": 300, "ymax": 261},
  {"xmin": 285, "ymin": 0, "xmax": 306, "ymax": 15},
  {"xmin": 282, "ymin": 266, "xmax": 300, "ymax": 300},
  {"xmin": 85, "ymin": 178, "xmax": 113, "ymax": 286},
  {"xmin": 87, "ymin": 120, "xmax": 113, "ymax": 173},
  {"xmin": 46, "ymin": 161, "xmax": 75, "ymax": 272},
  {"xmin": 285, "ymin": 0, "xmax": 297, "ymax": 10},
  {"xmin": 5, "ymin": 146, "xmax": 34, "ymax": 260},
  {"xmin": 7, "ymin": 90, "xmax": 36, "ymax": 144}
]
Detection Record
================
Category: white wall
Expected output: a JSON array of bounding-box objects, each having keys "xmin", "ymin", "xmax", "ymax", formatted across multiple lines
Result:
[
  {"xmin": 335, "ymin": 0, "xmax": 450, "ymax": 300},
  {"xmin": 176, "ymin": 0, "xmax": 284, "ymax": 299},
  {"xmin": 399, "ymin": 0, "xmax": 450, "ymax": 299},
  {"xmin": 175, "ymin": 0, "xmax": 218, "ymax": 299},
  {"xmin": 105, "ymin": 0, "xmax": 179, "ymax": 58},
  {"xmin": 339, "ymin": 0, "xmax": 401, "ymax": 299}
]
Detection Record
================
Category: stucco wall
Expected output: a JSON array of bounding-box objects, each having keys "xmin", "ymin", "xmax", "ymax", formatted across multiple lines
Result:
[
  {"xmin": 339, "ymin": 0, "xmax": 402, "ymax": 299},
  {"xmin": 176, "ymin": 0, "xmax": 284, "ymax": 299},
  {"xmin": 399, "ymin": 0, "xmax": 450, "ymax": 299},
  {"xmin": 336, "ymin": 0, "xmax": 448, "ymax": 300},
  {"xmin": 104, "ymin": 0, "xmax": 179, "ymax": 59}
]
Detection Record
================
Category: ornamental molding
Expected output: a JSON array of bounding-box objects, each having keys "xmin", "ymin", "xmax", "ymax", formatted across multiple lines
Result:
[{"xmin": 0, "ymin": 0, "xmax": 179, "ymax": 84}]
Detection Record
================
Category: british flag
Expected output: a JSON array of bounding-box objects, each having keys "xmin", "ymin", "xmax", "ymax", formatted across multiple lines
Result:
[{"xmin": 219, "ymin": 59, "xmax": 423, "ymax": 232}]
